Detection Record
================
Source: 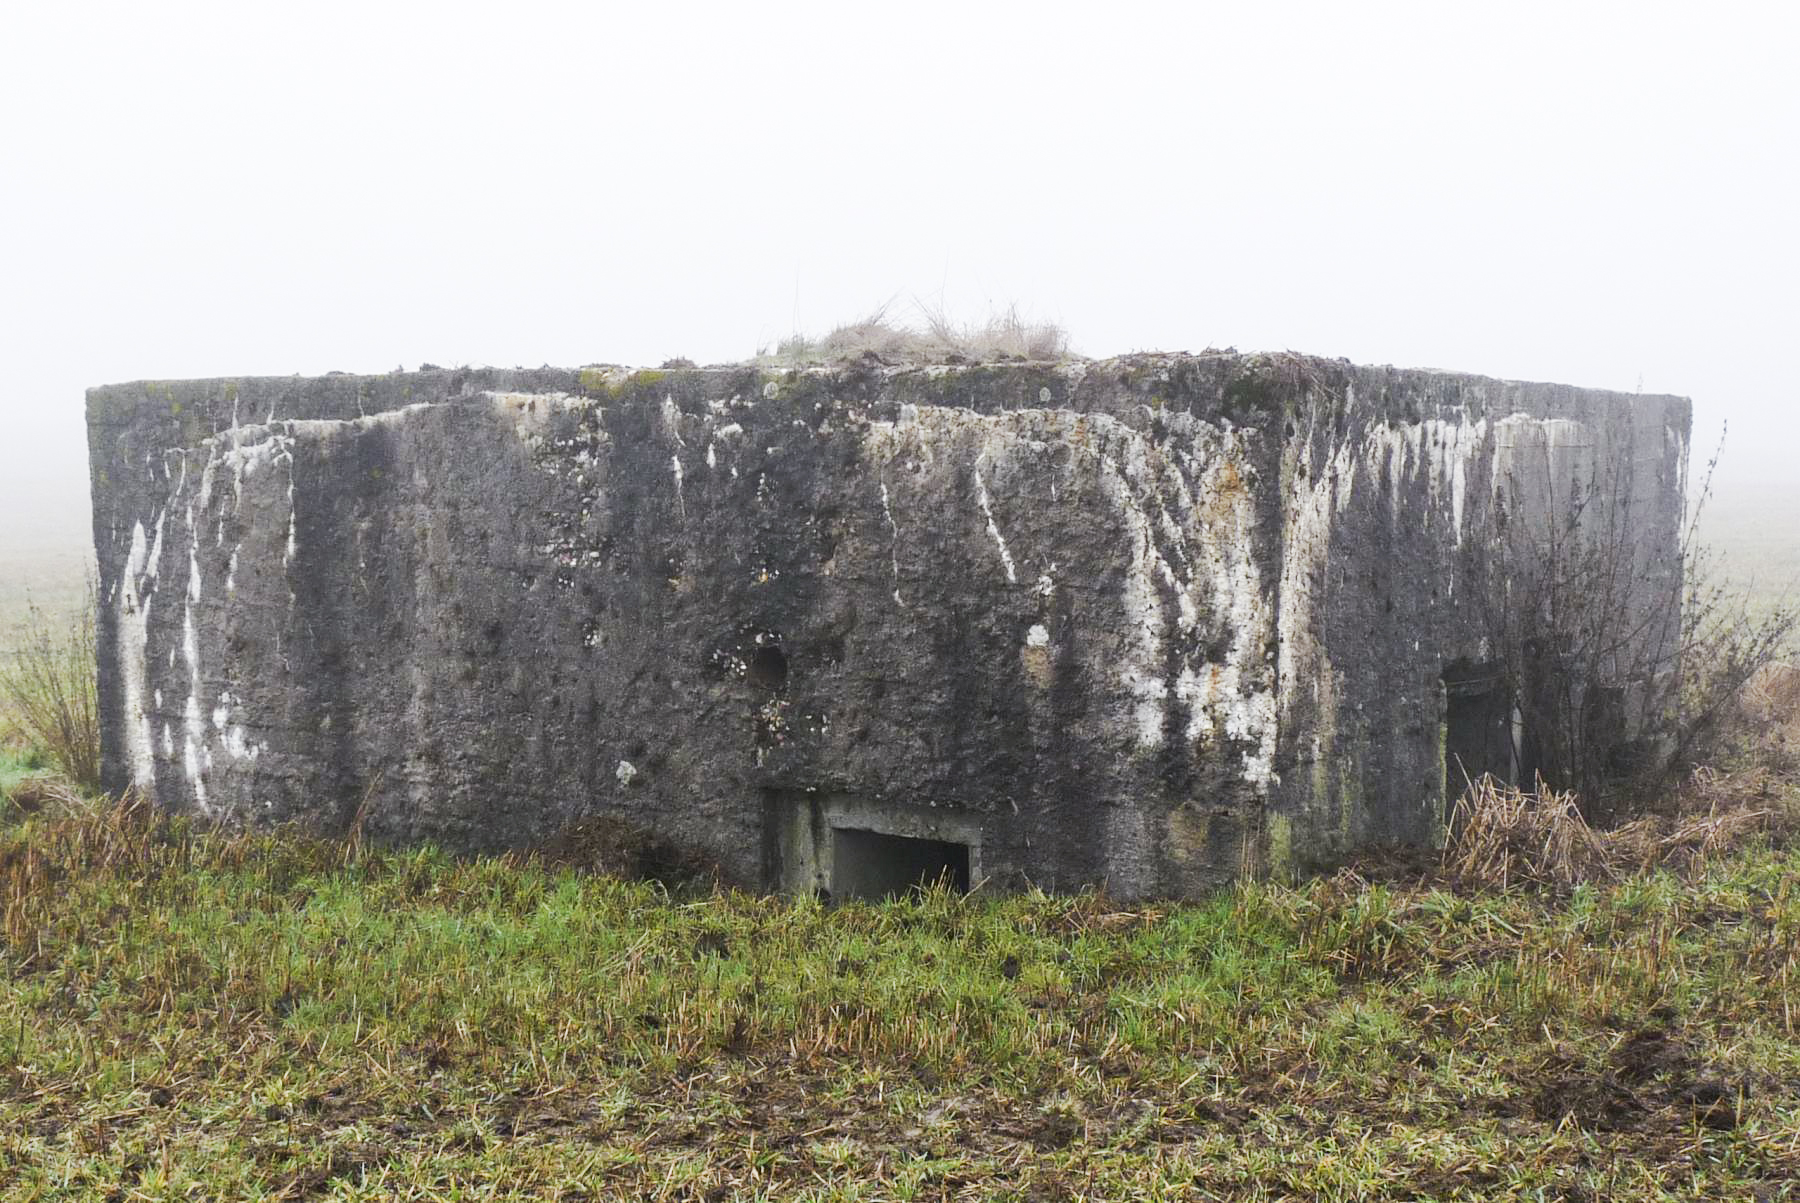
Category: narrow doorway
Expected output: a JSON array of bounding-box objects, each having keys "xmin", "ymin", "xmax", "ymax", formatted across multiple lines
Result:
[{"xmin": 1444, "ymin": 661, "xmax": 1516, "ymax": 802}]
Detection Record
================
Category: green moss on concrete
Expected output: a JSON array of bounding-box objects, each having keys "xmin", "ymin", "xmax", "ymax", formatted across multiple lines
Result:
[
  {"xmin": 1333, "ymin": 726, "xmax": 1372, "ymax": 853},
  {"xmin": 1222, "ymin": 363, "xmax": 1284, "ymax": 418},
  {"xmin": 1266, "ymin": 813, "xmax": 1294, "ymax": 881}
]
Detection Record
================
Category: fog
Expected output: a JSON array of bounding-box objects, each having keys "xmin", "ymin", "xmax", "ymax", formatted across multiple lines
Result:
[{"xmin": 3, "ymin": 1, "xmax": 1795, "ymax": 559}]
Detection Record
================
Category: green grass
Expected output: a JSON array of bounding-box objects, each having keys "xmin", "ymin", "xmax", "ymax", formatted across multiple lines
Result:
[
  {"xmin": 1, "ymin": 797, "xmax": 1797, "ymax": 1200},
  {"xmin": 0, "ymin": 746, "xmax": 45, "ymax": 798}
]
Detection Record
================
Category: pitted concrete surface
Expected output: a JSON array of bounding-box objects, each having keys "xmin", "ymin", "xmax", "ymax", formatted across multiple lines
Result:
[{"xmin": 87, "ymin": 355, "xmax": 1690, "ymax": 897}]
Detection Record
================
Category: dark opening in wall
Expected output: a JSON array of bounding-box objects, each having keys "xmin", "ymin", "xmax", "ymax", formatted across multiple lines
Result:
[
  {"xmin": 1583, "ymin": 684, "xmax": 1629, "ymax": 774},
  {"xmin": 1444, "ymin": 661, "xmax": 1515, "ymax": 804},
  {"xmin": 831, "ymin": 827, "xmax": 970, "ymax": 900},
  {"xmin": 747, "ymin": 644, "xmax": 788, "ymax": 689}
]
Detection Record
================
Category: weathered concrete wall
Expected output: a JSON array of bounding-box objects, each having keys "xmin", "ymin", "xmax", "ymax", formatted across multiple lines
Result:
[{"xmin": 88, "ymin": 354, "xmax": 1689, "ymax": 896}]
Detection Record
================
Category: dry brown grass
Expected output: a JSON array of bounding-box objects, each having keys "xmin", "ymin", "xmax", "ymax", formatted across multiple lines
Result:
[
  {"xmin": 1609, "ymin": 789, "xmax": 1778, "ymax": 876},
  {"xmin": 1739, "ymin": 662, "xmax": 1800, "ymax": 769},
  {"xmin": 1444, "ymin": 776, "xmax": 1613, "ymax": 890},
  {"xmin": 1740, "ymin": 660, "xmax": 1800, "ymax": 719},
  {"xmin": 1444, "ymin": 664, "xmax": 1800, "ymax": 892},
  {"xmin": 766, "ymin": 303, "xmax": 1072, "ymax": 366},
  {"xmin": 2, "ymin": 772, "xmax": 92, "ymax": 817},
  {"xmin": 1444, "ymin": 769, "xmax": 1790, "ymax": 892}
]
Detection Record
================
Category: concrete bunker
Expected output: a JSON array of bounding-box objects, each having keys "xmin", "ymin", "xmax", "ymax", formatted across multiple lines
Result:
[{"xmin": 86, "ymin": 353, "xmax": 1690, "ymax": 898}]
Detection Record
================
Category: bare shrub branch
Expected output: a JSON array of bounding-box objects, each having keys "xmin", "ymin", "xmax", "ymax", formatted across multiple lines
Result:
[{"xmin": 1463, "ymin": 420, "xmax": 1797, "ymax": 820}]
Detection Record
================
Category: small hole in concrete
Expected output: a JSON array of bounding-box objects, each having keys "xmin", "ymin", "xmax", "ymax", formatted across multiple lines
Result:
[
  {"xmin": 831, "ymin": 828, "xmax": 970, "ymax": 901},
  {"xmin": 747, "ymin": 645, "xmax": 788, "ymax": 689}
]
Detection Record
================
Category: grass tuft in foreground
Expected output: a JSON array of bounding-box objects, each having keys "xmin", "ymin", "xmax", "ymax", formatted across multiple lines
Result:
[{"xmin": 0, "ymin": 783, "xmax": 1797, "ymax": 1200}]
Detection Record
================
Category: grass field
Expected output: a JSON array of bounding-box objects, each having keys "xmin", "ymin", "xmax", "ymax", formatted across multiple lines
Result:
[
  {"xmin": 1701, "ymin": 491, "xmax": 1800, "ymax": 628},
  {"xmin": 0, "ymin": 485, "xmax": 92, "ymax": 651},
  {"xmin": 0, "ymin": 784, "xmax": 1796, "ymax": 1200}
]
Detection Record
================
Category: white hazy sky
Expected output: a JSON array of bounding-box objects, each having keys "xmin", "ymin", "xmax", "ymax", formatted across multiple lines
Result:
[{"xmin": 2, "ymin": 1, "xmax": 1796, "ymax": 543}]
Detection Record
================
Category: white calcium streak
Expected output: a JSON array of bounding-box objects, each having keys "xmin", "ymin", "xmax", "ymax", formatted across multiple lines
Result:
[
  {"xmin": 1101, "ymin": 415, "xmax": 1279, "ymax": 783},
  {"xmin": 865, "ymin": 404, "xmax": 1282, "ymax": 786},
  {"xmin": 972, "ymin": 463, "xmax": 1018, "ymax": 584},
  {"xmin": 182, "ymin": 572, "xmax": 207, "ymax": 810},
  {"xmin": 117, "ymin": 522, "xmax": 158, "ymax": 791},
  {"xmin": 879, "ymin": 480, "xmax": 905, "ymax": 605},
  {"xmin": 1098, "ymin": 451, "xmax": 1170, "ymax": 749}
]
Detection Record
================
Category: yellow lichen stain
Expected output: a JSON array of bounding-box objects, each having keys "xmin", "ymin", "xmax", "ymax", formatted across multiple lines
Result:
[
  {"xmin": 1165, "ymin": 805, "xmax": 1209, "ymax": 865},
  {"xmin": 1293, "ymin": 652, "xmax": 1339, "ymax": 859},
  {"xmin": 1020, "ymin": 643, "xmax": 1051, "ymax": 688},
  {"xmin": 1435, "ymin": 695, "xmax": 1450, "ymax": 812},
  {"xmin": 1196, "ymin": 452, "xmax": 1253, "ymax": 531},
  {"xmin": 1166, "ymin": 804, "xmax": 1238, "ymax": 869}
]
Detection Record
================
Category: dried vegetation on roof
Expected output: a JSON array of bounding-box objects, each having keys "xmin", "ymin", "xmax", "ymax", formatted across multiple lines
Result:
[{"xmin": 756, "ymin": 303, "xmax": 1074, "ymax": 366}]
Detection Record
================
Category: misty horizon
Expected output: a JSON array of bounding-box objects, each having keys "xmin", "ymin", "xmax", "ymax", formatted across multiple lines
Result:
[{"xmin": 2, "ymin": 3, "xmax": 1794, "ymax": 571}]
